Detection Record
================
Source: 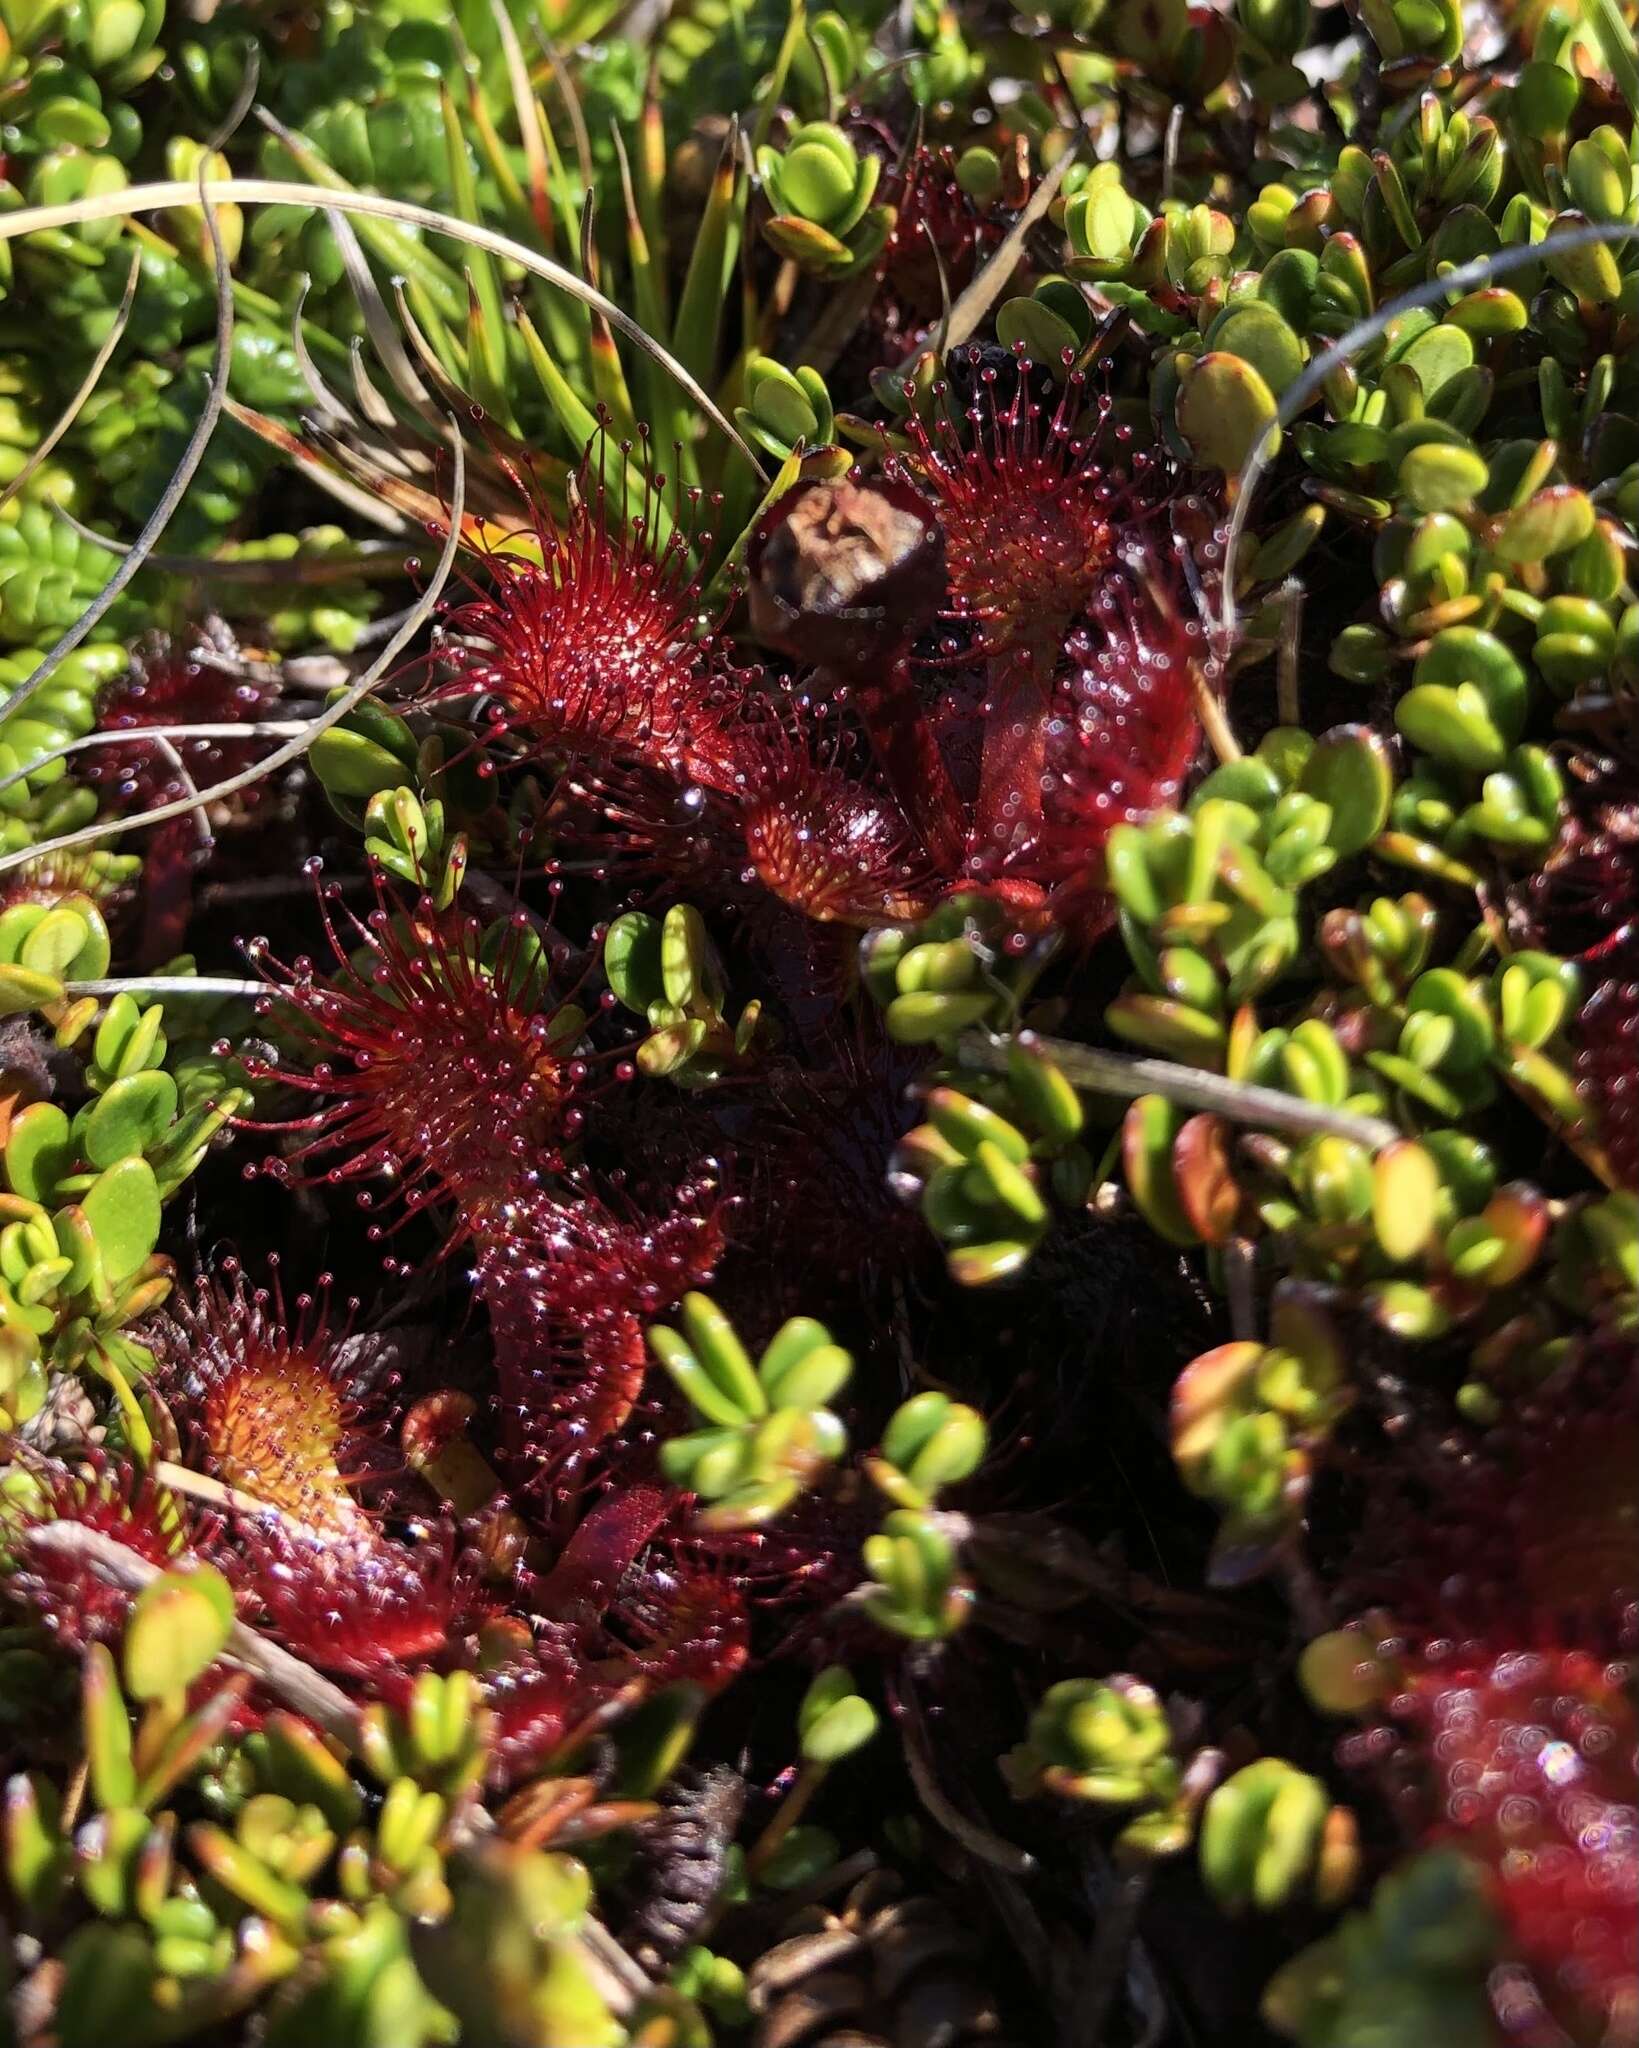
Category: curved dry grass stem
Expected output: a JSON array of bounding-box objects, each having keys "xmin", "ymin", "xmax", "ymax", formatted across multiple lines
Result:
[
  {"xmin": 1220, "ymin": 219, "xmax": 1639, "ymax": 646},
  {"xmin": 24, "ymin": 1520, "xmax": 358, "ymax": 1745},
  {"xmin": 944, "ymin": 141, "xmax": 1081, "ymax": 353},
  {"xmin": 489, "ymin": 0, "xmax": 553, "ymax": 238},
  {"xmin": 0, "ymin": 170, "xmax": 236, "ymax": 734},
  {"xmin": 0, "ymin": 178, "xmax": 770, "ymax": 482},
  {"xmin": 65, "ymin": 977, "xmax": 266, "ymax": 999},
  {"xmin": 1191, "ymin": 661, "xmax": 1241, "ymax": 764},
  {"xmin": 147, "ymin": 732, "xmax": 211, "ymax": 849},
  {"xmin": 0, "ymin": 432, "xmax": 466, "ymax": 878},
  {"xmin": 0, "ymin": 249, "xmax": 142, "ymax": 519},
  {"xmin": 0, "ymin": 723, "xmax": 316, "ymax": 805},
  {"xmin": 55, "ymin": 525, "xmax": 412, "ymax": 585},
  {"xmin": 152, "ymin": 1458, "xmax": 300, "ymax": 1528},
  {"xmin": 958, "ymin": 1029, "xmax": 1401, "ymax": 1150}
]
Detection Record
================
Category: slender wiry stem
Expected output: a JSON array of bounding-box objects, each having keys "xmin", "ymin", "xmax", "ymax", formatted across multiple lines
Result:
[
  {"xmin": 0, "ymin": 432, "xmax": 466, "ymax": 879},
  {"xmin": 957, "ymin": 1029, "xmax": 1401, "ymax": 1151},
  {"xmin": 0, "ymin": 176, "xmax": 768, "ymax": 482},
  {"xmin": 1190, "ymin": 660, "xmax": 1241, "ymax": 765},
  {"xmin": 896, "ymin": 1672, "xmax": 1036, "ymax": 1875},
  {"xmin": 1224, "ymin": 1237, "xmax": 1259, "ymax": 1343},
  {"xmin": 745, "ymin": 1762, "xmax": 828, "ymax": 1880},
  {"xmin": 65, "ymin": 978, "xmax": 265, "ymax": 999},
  {"xmin": 944, "ymin": 141, "xmax": 1081, "ymax": 352},
  {"xmin": 24, "ymin": 1521, "xmax": 358, "ymax": 1745},
  {"xmin": 576, "ymin": 1916, "xmax": 651, "ymax": 2014},
  {"xmin": 0, "ymin": 151, "xmax": 238, "ymax": 733},
  {"xmin": 148, "ymin": 733, "xmax": 213, "ymax": 849},
  {"xmin": 0, "ymin": 723, "xmax": 312, "ymax": 804},
  {"xmin": 1276, "ymin": 578, "xmax": 1303, "ymax": 729},
  {"xmin": 1220, "ymin": 221, "xmax": 1639, "ymax": 647},
  {"xmin": 0, "ymin": 250, "xmax": 141, "ymax": 517}
]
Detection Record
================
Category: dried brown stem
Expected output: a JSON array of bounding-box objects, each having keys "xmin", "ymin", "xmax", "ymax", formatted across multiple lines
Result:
[
  {"xmin": 896, "ymin": 1672, "xmax": 1036, "ymax": 1876},
  {"xmin": 958, "ymin": 1030, "xmax": 1401, "ymax": 1151},
  {"xmin": 25, "ymin": 1521, "xmax": 359, "ymax": 1746}
]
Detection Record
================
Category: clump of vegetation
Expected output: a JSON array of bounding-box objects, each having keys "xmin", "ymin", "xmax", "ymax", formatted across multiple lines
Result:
[{"xmin": 0, "ymin": 0, "xmax": 1630, "ymax": 2042}]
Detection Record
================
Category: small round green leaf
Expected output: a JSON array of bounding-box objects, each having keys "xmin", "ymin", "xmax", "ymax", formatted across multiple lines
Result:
[
  {"xmin": 82, "ymin": 1071, "xmax": 178, "ymax": 1170},
  {"xmin": 81, "ymin": 1156, "xmax": 161, "ymax": 1283},
  {"xmin": 5, "ymin": 1101, "xmax": 73, "ymax": 1205},
  {"xmin": 124, "ymin": 1564, "xmax": 235, "ymax": 1702},
  {"xmin": 1297, "ymin": 725, "xmax": 1393, "ymax": 856},
  {"xmin": 1175, "ymin": 352, "xmax": 1280, "ymax": 474}
]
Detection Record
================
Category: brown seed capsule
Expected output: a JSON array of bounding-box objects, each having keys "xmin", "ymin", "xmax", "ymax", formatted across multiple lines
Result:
[{"xmin": 748, "ymin": 477, "xmax": 946, "ymax": 676}]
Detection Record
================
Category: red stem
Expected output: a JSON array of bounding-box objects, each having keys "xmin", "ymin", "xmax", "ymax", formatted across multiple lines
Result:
[
  {"xmin": 854, "ymin": 654, "xmax": 967, "ymax": 873},
  {"xmin": 974, "ymin": 640, "xmax": 1052, "ymax": 863}
]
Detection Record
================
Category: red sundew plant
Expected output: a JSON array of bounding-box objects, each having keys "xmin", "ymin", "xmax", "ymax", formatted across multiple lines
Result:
[
  {"xmin": 229, "ymin": 1517, "xmax": 473, "ymax": 1676},
  {"xmin": 740, "ymin": 484, "xmax": 1214, "ymax": 938},
  {"xmin": 1575, "ymin": 931, "xmax": 1639, "ymax": 1191},
  {"xmin": 437, "ymin": 452, "xmax": 750, "ymax": 807},
  {"xmin": 89, "ymin": 642, "xmax": 284, "ymax": 959},
  {"xmin": 1019, "ymin": 569, "xmax": 1213, "ymax": 914},
  {"xmin": 5, "ymin": 1460, "xmax": 183, "ymax": 1650},
  {"xmin": 897, "ymin": 363, "xmax": 1215, "ymax": 912},
  {"xmin": 147, "ymin": 1266, "xmax": 381, "ymax": 1539},
  {"xmin": 91, "ymin": 643, "xmax": 279, "ymax": 808},
  {"xmin": 1334, "ymin": 1357, "xmax": 1639, "ymax": 2044},
  {"xmin": 614, "ymin": 1552, "xmax": 752, "ymax": 1695},
  {"xmin": 10, "ymin": 13, "xmax": 1639, "ymax": 2039},
  {"xmin": 1527, "ymin": 753, "xmax": 1639, "ymax": 956},
  {"xmin": 1391, "ymin": 1642, "xmax": 1637, "ymax": 2048},
  {"xmin": 737, "ymin": 713, "xmax": 940, "ymax": 927},
  {"xmin": 529, "ymin": 1486, "xmax": 752, "ymax": 1693},
  {"xmin": 481, "ymin": 1633, "xmax": 613, "ymax": 1784},
  {"xmin": 531, "ymin": 1483, "xmax": 677, "ymax": 1627},
  {"xmin": 872, "ymin": 145, "xmax": 1004, "ymax": 347},
  {"xmin": 243, "ymin": 889, "xmax": 597, "ymax": 1226},
  {"xmin": 894, "ymin": 363, "xmax": 1131, "ymax": 654},
  {"xmin": 480, "ymin": 1511, "xmax": 749, "ymax": 1785},
  {"xmin": 475, "ymin": 1175, "xmax": 727, "ymax": 1489}
]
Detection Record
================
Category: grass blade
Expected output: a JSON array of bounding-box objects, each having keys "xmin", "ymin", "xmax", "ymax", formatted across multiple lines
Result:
[
  {"xmin": 0, "ymin": 176, "xmax": 770, "ymax": 479},
  {"xmin": 672, "ymin": 119, "xmax": 745, "ymax": 392}
]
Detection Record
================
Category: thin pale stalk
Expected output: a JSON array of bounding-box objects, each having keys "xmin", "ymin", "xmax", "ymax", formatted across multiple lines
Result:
[
  {"xmin": 0, "ymin": 249, "xmax": 140, "ymax": 516},
  {"xmin": 0, "ymin": 159, "xmax": 237, "ymax": 733},
  {"xmin": 24, "ymin": 1521, "xmax": 358, "ymax": 1746},
  {"xmin": 956, "ymin": 1030, "xmax": 1401, "ymax": 1151},
  {"xmin": 943, "ymin": 140, "xmax": 1081, "ymax": 352},
  {"xmin": 744, "ymin": 1761, "xmax": 827, "ymax": 1879},
  {"xmin": 486, "ymin": 0, "xmax": 552, "ymax": 242},
  {"xmin": 1191, "ymin": 659, "xmax": 1242, "ymax": 764},
  {"xmin": 1221, "ymin": 221, "xmax": 1639, "ymax": 646},
  {"xmin": 65, "ymin": 977, "xmax": 266, "ymax": 999},
  {"xmin": 151, "ymin": 1460, "xmax": 299, "ymax": 1528},
  {"xmin": 0, "ymin": 432, "xmax": 466, "ymax": 879}
]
